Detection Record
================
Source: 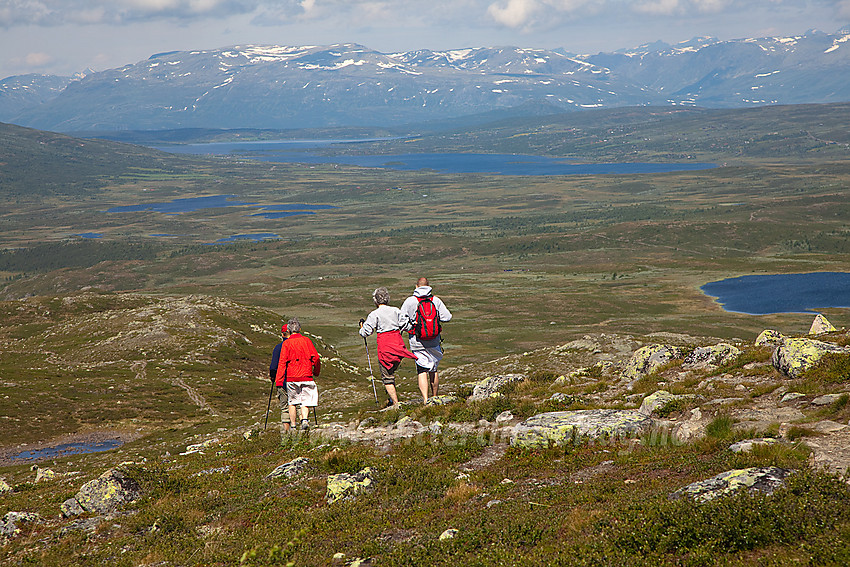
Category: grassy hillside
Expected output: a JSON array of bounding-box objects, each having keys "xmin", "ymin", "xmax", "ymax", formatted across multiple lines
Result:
[{"xmin": 0, "ymin": 103, "xmax": 849, "ymax": 564}]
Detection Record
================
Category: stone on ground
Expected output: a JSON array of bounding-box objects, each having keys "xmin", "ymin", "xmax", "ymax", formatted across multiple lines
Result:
[
  {"xmin": 266, "ymin": 457, "xmax": 310, "ymax": 480},
  {"xmin": 670, "ymin": 466, "xmax": 794, "ymax": 502},
  {"xmin": 326, "ymin": 467, "xmax": 376, "ymax": 504},
  {"xmin": 465, "ymin": 374, "xmax": 526, "ymax": 401},
  {"xmin": 809, "ymin": 314, "xmax": 837, "ymax": 335},
  {"xmin": 61, "ymin": 468, "xmax": 141, "ymax": 517},
  {"xmin": 771, "ymin": 338, "xmax": 850, "ymax": 378}
]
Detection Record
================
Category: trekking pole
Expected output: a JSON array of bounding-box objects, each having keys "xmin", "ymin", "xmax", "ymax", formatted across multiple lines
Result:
[
  {"xmin": 362, "ymin": 335, "xmax": 379, "ymax": 407},
  {"xmin": 313, "ymin": 406, "xmax": 319, "ymax": 426},
  {"xmin": 263, "ymin": 380, "xmax": 274, "ymax": 431}
]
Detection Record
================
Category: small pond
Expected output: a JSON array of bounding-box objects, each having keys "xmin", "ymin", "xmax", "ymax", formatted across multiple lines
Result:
[{"xmin": 701, "ymin": 272, "xmax": 850, "ymax": 315}]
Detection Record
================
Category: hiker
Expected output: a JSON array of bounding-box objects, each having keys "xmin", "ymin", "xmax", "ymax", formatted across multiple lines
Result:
[
  {"xmin": 359, "ymin": 287, "xmax": 417, "ymax": 408},
  {"xmin": 400, "ymin": 277, "xmax": 452, "ymax": 403},
  {"xmin": 275, "ymin": 318, "xmax": 321, "ymax": 431},
  {"xmin": 269, "ymin": 324, "xmax": 291, "ymax": 432}
]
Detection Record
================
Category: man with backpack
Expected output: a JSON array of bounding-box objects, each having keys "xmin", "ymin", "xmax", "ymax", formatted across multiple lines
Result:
[
  {"xmin": 275, "ymin": 318, "xmax": 321, "ymax": 431},
  {"xmin": 401, "ymin": 277, "xmax": 452, "ymax": 404}
]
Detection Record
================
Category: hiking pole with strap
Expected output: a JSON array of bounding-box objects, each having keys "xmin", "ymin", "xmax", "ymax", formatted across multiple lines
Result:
[
  {"xmin": 263, "ymin": 380, "xmax": 274, "ymax": 431},
  {"xmin": 361, "ymin": 326, "xmax": 379, "ymax": 407}
]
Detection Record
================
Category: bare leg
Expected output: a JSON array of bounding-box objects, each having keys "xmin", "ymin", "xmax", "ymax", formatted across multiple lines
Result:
[
  {"xmin": 300, "ymin": 405, "xmax": 310, "ymax": 421},
  {"xmin": 418, "ymin": 371, "xmax": 430, "ymax": 402},
  {"xmin": 384, "ymin": 383, "xmax": 399, "ymax": 405},
  {"xmin": 430, "ymin": 372, "xmax": 439, "ymax": 397},
  {"xmin": 288, "ymin": 404, "xmax": 298, "ymax": 429}
]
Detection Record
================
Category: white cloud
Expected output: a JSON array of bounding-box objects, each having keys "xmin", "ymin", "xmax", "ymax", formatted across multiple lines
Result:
[
  {"xmin": 0, "ymin": 0, "xmax": 847, "ymax": 32},
  {"xmin": 487, "ymin": 0, "xmax": 538, "ymax": 28}
]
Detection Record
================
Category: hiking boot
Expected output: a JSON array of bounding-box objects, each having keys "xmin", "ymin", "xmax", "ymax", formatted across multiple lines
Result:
[{"xmin": 300, "ymin": 419, "xmax": 310, "ymax": 431}]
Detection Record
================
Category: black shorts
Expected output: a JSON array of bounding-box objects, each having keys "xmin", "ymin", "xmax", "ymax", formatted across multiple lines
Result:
[{"xmin": 380, "ymin": 360, "xmax": 401, "ymax": 385}]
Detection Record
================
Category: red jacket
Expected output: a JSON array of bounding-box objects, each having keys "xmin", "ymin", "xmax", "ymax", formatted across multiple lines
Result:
[{"xmin": 275, "ymin": 333, "xmax": 321, "ymax": 385}]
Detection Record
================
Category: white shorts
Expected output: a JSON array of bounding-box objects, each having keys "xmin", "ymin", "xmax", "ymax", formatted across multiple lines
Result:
[
  {"xmin": 413, "ymin": 346, "xmax": 443, "ymax": 372},
  {"xmin": 286, "ymin": 381, "xmax": 318, "ymax": 407}
]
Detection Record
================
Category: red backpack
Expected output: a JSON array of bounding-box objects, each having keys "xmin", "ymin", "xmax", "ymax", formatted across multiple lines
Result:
[{"xmin": 413, "ymin": 296, "xmax": 441, "ymax": 341}]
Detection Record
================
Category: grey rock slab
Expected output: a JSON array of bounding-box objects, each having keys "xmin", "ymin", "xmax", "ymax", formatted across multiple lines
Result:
[
  {"xmin": 671, "ymin": 467, "xmax": 794, "ymax": 502},
  {"xmin": 266, "ymin": 457, "xmax": 310, "ymax": 480},
  {"xmin": 511, "ymin": 410, "xmax": 653, "ymax": 449}
]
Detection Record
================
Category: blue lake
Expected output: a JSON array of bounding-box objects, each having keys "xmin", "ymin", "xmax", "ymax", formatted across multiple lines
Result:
[
  {"xmin": 106, "ymin": 196, "xmax": 337, "ymax": 216},
  {"xmin": 702, "ymin": 272, "xmax": 850, "ymax": 315},
  {"xmin": 155, "ymin": 140, "xmax": 716, "ymax": 176},
  {"xmin": 9, "ymin": 439, "xmax": 123, "ymax": 462}
]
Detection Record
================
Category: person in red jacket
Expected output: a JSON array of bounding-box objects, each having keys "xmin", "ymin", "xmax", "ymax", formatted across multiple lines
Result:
[{"xmin": 275, "ymin": 318, "xmax": 321, "ymax": 431}]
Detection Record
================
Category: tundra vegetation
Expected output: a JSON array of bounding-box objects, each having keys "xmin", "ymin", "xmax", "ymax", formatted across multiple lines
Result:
[{"xmin": 1, "ymin": 103, "xmax": 850, "ymax": 565}]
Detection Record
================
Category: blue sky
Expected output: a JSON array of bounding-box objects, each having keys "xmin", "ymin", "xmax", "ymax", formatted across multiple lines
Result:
[{"xmin": 1, "ymin": 0, "xmax": 848, "ymax": 79}]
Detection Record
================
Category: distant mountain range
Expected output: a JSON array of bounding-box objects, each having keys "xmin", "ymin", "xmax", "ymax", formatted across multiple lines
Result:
[{"xmin": 2, "ymin": 28, "xmax": 850, "ymax": 132}]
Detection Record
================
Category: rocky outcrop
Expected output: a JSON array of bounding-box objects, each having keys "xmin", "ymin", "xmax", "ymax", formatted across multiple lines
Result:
[
  {"xmin": 61, "ymin": 468, "xmax": 141, "ymax": 517},
  {"xmin": 622, "ymin": 345, "xmax": 681, "ymax": 386},
  {"xmin": 511, "ymin": 410, "xmax": 653, "ymax": 448},
  {"xmin": 266, "ymin": 457, "xmax": 310, "ymax": 480},
  {"xmin": 0, "ymin": 478, "xmax": 12, "ymax": 494},
  {"xmin": 683, "ymin": 343, "xmax": 741, "ymax": 369},
  {"xmin": 465, "ymin": 374, "xmax": 526, "ymax": 401},
  {"xmin": 326, "ymin": 467, "xmax": 376, "ymax": 504},
  {"xmin": 809, "ymin": 314, "xmax": 837, "ymax": 335},
  {"xmin": 771, "ymin": 338, "xmax": 850, "ymax": 378},
  {"xmin": 670, "ymin": 467, "xmax": 794, "ymax": 502},
  {"xmin": 426, "ymin": 395, "xmax": 461, "ymax": 406}
]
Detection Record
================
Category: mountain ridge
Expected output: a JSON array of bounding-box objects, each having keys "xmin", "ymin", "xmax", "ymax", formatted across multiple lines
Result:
[{"xmin": 3, "ymin": 28, "xmax": 850, "ymax": 131}]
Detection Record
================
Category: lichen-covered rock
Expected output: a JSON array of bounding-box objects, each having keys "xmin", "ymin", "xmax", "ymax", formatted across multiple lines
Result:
[
  {"xmin": 639, "ymin": 390, "xmax": 697, "ymax": 417},
  {"xmin": 439, "ymin": 528, "xmax": 459, "ymax": 541},
  {"xmin": 0, "ymin": 478, "xmax": 12, "ymax": 494},
  {"xmin": 60, "ymin": 497, "xmax": 85, "ymax": 517},
  {"xmin": 510, "ymin": 410, "xmax": 653, "ymax": 448},
  {"xmin": 771, "ymin": 338, "xmax": 850, "ymax": 378},
  {"xmin": 755, "ymin": 329, "xmax": 786, "ymax": 347},
  {"xmin": 326, "ymin": 467, "xmax": 376, "ymax": 504},
  {"xmin": 683, "ymin": 343, "xmax": 741, "ymax": 368},
  {"xmin": 0, "ymin": 511, "xmax": 40, "ymax": 542},
  {"xmin": 670, "ymin": 467, "xmax": 793, "ymax": 502},
  {"xmin": 465, "ymin": 374, "xmax": 526, "ymax": 401},
  {"xmin": 622, "ymin": 345, "xmax": 681, "ymax": 385},
  {"xmin": 62, "ymin": 468, "xmax": 141, "ymax": 517},
  {"xmin": 426, "ymin": 395, "xmax": 460, "ymax": 406},
  {"xmin": 266, "ymin": 457, "xmax": 309, "ymax": 480},
  {"xmin": 729, "ymin": 438, "xmax": 780, "ymax": 453},
  {"xmin": 809, "ymin": 314, "xmax": 837, "ymax": 335},
  {"xmin": 34, "ymin": 467, "xmax": 57, "ymax": 483}
]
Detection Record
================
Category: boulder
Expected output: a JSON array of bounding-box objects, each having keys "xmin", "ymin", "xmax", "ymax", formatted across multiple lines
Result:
[
  {"xmin": 729, "ymin": 438, "xmax": 780, "ymax": 453},
  {"xmin": 771, "ymin": 338, "xmax": 850, "ymax": 378},
  {"xmin": 326, "ymin": 467, "xmax": 376, "ymax": 504},
  {"xmin": 809, "ymin": 314, "xmax": 837, "ymax": 335},
  {"xmin": 811, "ymin": 393, "xmax": 844, "ymax": 406},
  {"xmin": 780, "ymin": 392, "xmax": 806, "ymax": 404},
  {"xmin": 0, "ymin": 511, "xmax": 40, "ymax": 542},
  {"xmin": 639, "ymin": 390, "xmax": 697, "ymax": 417},
  {"xmin": 61, "ymin": 468, "xmax": 141, "ymax": 517},
  {"xmin": 34, "ymin": 467, "xmax": 57, "ymax": 483},
  {"xmin": 511, "ymin": 410, "xmax": 653, "ymax": 449},
  {"xmin": 465, "ymin": 374, "xmax": 526, "ymax": 401},
  {"xmin": 622, "ymin": 345, "xmax": 681, "ymax": 386},
  {"xmin": 671, "ymin": 467, "xmax": 794, "ymax": 502},
  {"xmin": 439, "ymin": 528, "xmax": 459, "ymax": 541},
  {"xmin": 266, "ymin": 457, "xmax": 310, "ymax": 480},
  {"xmin": 683, "ymin": 343, "xmax": 741, "ymax": 369},
  {"xmin": 755, "ymin": 329, "xmax": 786, "ymax": 347},
  {"xmin": 0, "ymin": 478, "xmax": 12, "ymax": 494}
]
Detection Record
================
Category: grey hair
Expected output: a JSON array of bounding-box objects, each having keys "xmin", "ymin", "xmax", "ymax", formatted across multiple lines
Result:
[
  {"xmin": 286, "ymin": 318, "xmax": 301, "ymax": 334},
  {"xmin": 372, "ymin": 287, "xmax": 390, "ymax": 306}
]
